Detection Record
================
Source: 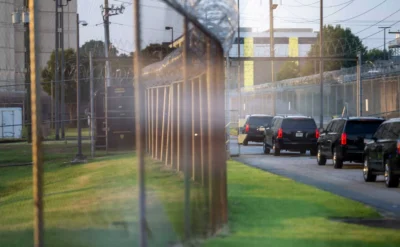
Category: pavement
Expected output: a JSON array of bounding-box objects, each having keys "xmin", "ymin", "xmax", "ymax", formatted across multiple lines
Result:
[{"xmin": 228, "ymin": 137, "xmax": 400, "ymax": 218}]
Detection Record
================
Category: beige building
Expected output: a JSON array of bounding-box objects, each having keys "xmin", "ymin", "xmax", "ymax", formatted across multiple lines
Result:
[{"xmin": 0, "ymin": 0, "xmax": 77, "ymax": 92}]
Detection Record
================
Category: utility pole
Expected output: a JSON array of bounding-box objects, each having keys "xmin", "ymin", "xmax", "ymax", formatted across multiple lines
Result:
[
  {"xmin": 24, "ymin": 0, "xmax": 31, "ymax": 143},
  {"xmin": 270, "ymin": 0, "xmax": 278, "ymax": 115},
  {"xmin": 101, "ymin": 1, "xmax": 125, "ymax": 152},
  {"xmin": 319, "ymin": 0, "xmax": 324, "ymax": 129},
  {"xmin": 54, "ymin": 0, "xmax": 60, "ymax": 140},
  {"xmin": 379, "ymin": 27, "xmax": 391, "ymax": 60}
]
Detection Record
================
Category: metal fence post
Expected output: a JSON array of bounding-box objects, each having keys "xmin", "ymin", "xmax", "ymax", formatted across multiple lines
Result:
[
  {"xmin": 29, "ymin": 0, "xmax": 44, "ymax": 245},
  {"xmin": 133, "ymin": 0, "xmax": 147, "ymax": 245},
  {"xmin": 155, "ymin": 88, "xmax": 159, "ymax": 159},
  {"xmin": 161, "ymin": 87, "xmax": 167, "ymax": 161},
  {"xmin": 182, "ymin": 17, "xmax": 191, "ymax": 241},
  {"xmin": 89, "ymin": 52, "xmax": 95, "ymax": 158},
  {"xmin": 165, "ymin": 86, "xmax": 171, "ymax": 166}
]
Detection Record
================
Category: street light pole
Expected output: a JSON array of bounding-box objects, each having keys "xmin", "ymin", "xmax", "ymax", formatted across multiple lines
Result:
[
  {"xmin": 379, "ymin": 27, "xmax": 391, "ymax": 60},
  {"xmin": 319, "ymin": 0, "xmax": 324, "ymax": 129},
  {"xmin": 73, "ymin": 13, "xmax": 87, "ymax": 163}
]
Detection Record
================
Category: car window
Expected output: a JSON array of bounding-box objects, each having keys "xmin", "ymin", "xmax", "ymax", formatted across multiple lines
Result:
[
  {"xmin": 373, "ymin": 124, "xmax": 385, "ymax": 139},
  {"xmin": 281, "ymin": 118, "xmax": 317, "ymax": 129},
  {"xmin": 325, "ymin": 122, "xmax": 333, "ymax": 132},
  {"xmin": 335, "ymin": 120, "xmax": 345, "ymax": 133},
  {"xmin": 248, "ymin": 116, "xmax": 273, "ymax": 126},
  {"xmin": 389, "ymin": 122, "xmax": 400, "ymax": 139},
  {"xmin": 345, "ymin": 120, "xmax": 383, "ymax": 135},
  {"xmin": 383, "ymin": 123, "xmax": 400, "ymax": 140},
  {"xmin": 380, "ymin": 123, "xmax": 393, "ymax": 139},
  {"xmin": 329, "ymin": 121, "xmax": 338, "ymax": 133}
]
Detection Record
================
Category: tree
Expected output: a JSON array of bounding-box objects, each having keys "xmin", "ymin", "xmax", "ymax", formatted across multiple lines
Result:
[
  {"xmin": 41, "ymin": 49, "xmax": 89, "ymax": 127},
  {"xmin": 365, "ymin": 48, "xmax": 391, "ymax": 63},
  {"xmin": 80, "ymin": 40, "xmax": 118, "ymax": 58},
  {"xmin": 301, "ymin": 25, "xmax": 366, "ymax": 76},
  {"xmin": 277, "ymin": 61, "xmax": 300, "ymax": 81}
]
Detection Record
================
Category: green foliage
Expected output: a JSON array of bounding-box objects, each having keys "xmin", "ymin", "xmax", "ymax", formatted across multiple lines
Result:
[
  {"xmin": 277, "ymin": 61, "xmax": 300, "ymax": 81},
  {"xmin": 365, "ymin": 48, "xmax": 392, "ymax": 62},
  {"xmin": 301, "ymin": 25, "xmax": 366, "ymax": 76}
]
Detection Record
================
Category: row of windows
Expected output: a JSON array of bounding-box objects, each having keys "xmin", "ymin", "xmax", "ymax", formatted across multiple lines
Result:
[{"xmin": 233, "ymin": 37, "xmax": 317, "ymax": 45}]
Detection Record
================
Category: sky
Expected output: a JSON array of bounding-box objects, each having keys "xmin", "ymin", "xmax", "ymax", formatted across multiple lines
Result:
[{"xmin": 77, "ymin": 0, "xmax": 400, "ymax": 54}]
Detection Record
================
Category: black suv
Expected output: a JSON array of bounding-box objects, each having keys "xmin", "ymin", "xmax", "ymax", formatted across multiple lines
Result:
[
  {"xmin": 263, "ymin": 116, "xmax": 319, "ymax": 156},
  {"xmin": 242, "ymin": 114, "xmax": 273, "ymax": 146},
  {"xmin": 317, "ymin": 117, "xmax": 384, "ymax": 169},
  {"xmin": 364, "ymin": 119, "xmax": 400, "ymax": 188}
]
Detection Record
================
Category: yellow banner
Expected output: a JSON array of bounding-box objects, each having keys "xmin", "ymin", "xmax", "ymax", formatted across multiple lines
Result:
[
  {"xmin": 243, "ymin": 37, "xmax": 254, "ymax": 89},
  {"xmin": 289, "ymin": 37, "xmax": 299, "ymax": 64}
]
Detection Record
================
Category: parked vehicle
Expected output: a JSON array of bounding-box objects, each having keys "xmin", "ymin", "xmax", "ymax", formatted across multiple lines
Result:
[
  {"xmin": 242, "ymin": 114, "xmax": 273, "ymax": 146},
  {"xmin": 364, "ymin": 118, "xmax": 400, "ymax": 187},
  {"xmin": 317, "ymin": 117, "xmax": 384, "ymax": 169},
  {"xmin": 263, "ymin": 116, "xmax": 318, "ymax": 156}
]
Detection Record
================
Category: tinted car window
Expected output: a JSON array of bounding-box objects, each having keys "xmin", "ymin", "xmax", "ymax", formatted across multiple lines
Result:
[
  {"xmin": 373, "ymin": 124, "xmax": 385, "ymax": 139},
  {"xmin": 329, "ymin": 121, "xmax": 338, "ymax": 133},
  {"xmin": 281, "ymin": 118, "xmax": 317, "ymax": 129},
  {"xmin": 389, "ymin": 122, "xmax": 400, "ymax": 139},
  {"xmin": 248, "ymin": 117, "xmax": 273, "ymax": 126},
  {"xmin": 325, "ymin": 122, "xmax": 333, "ymax": 132},
  {"xmin": 345, "ymin": 121, "xmax": 383, "ymax": 135},
  {"xmin": 335, "ymin": 120, "xmax": 345, "ymax": 132}
]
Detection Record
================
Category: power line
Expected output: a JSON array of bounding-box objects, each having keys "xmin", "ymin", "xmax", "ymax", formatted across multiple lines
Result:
[
  {"xmin": 355, "ymin": 7, "xmax": 400, "ymax": 35},
  {"xmin": 287, "ymin": 0, "xmax": 354, "ymax": 8},
  {"xmin": 331, "ymin": 0, "xmax": 387, "ymax": 23}
]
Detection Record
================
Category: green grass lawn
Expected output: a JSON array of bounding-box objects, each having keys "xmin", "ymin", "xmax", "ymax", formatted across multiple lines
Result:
[
  {"xmin": 203, "ymin": 160, "xmax": 400, "ymax": 247},
  {"xmin": 1, "ymin": 148, "xmax": 400, "ymax": 247},
  {"xmin": 0, "ymin": 152, "xmax": 209, "ymax": 246}
]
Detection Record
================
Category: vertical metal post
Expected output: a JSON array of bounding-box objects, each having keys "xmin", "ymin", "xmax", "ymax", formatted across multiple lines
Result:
[
  {"xmin": 104, "ymin": 0, "xmax": 111, "ymax": 87},
  {"xmin": 155, "ymin": 88, "xmax": 159, "ymax": 159},
  {"xmin": 161, "ymin": 87, "xmax": 167, "ymax": 161},
  {"xmin": 335, "ymin": 85, "xmax": 338, "ymax": 115},
  {"xmin": 54, "ymin": 0, "xmax": 60, "ymax": 140},
  {"xmin": 151, "ymin": 88, "xmax": 155, "ymax": 158},
  {"xmin": 29, "ymin": 0, "xmax": 44, "ymax": 245},
  {"xmin": 75, "ymin": 13, "xmax": 84, "ymax": 160},
  {"xmin": 165, "ymin": 86, "xmax": 171, "ymax": 166},
  {"xmin": 270, "ymin": 0, "xmax": 276, "ymax": 116},
  {"xmin": 170, "ymin": 85, "xmax": 175, "ymax": 167},
  {"xmin": 24, "ymin": 0, "xmax": 32, "ymax": 143},
  {"xmin": 89, "ymin": 52, "xmax": 95, "ymax": 158},
  {"xmin": 237, "ymin": 0, "xmax": 241, "ymax": 156},
  {"xmin": 182, "ymin": 17, "xmax": 191, "ymax": 241},
  {"xmin": 61, "ymin": 4, "xmax": 65, "ymax": 139},
  {"xmin": 319, "ymin": 0, "xmax": 324, "ymax": 128},
  {"xmin": 147, "ymin": 89, "xmax": 151, "ymax": 152},
  {"xmin": 192, "ymin": 80, "xmax": 196, "ymax": 180},
  {"xmin": 371, "ymin": 80, "xmax": 374, "ymax": 115},
  {"xmin": 177, "ymin": 84, "xmax": 181, "ymax": 171},
  {"xmin": 199, "ymin": 76, "xmax": 205, "ymax": 186},
  {"xmin": 133, "ymin": 0, "xmax": 147, "ymax": 246},
  {"xmin": 357, "ymin": 51, "xmax": 362, "ymax": 117}
]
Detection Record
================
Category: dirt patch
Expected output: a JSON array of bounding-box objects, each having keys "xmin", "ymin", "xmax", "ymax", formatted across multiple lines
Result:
[{"xmin": 330, "ymin": 217, "xmax": 400, "ymax": 229}]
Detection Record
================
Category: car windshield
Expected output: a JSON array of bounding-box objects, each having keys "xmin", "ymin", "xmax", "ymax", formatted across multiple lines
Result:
[
  {"xmin": 248, "ymin": 117, "xmax": 273, "ymax": 126},
  {"xmin": 281, "ymin": 118, "xmax": 317, "ymax": 129},
  {"xmin": 345, "ymin": 121, "xmax": 383, "ymax": 135}
]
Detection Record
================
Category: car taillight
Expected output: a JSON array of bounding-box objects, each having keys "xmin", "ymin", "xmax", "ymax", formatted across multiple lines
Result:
[
  {"xmin": 341, "ymin": 133, "xmax": 347, "ymax": 145},
  {"xmin": 315, "ymin": 129, "xmax": 320, "ymax": 139},
  {"xmin": 397, "ymin": 140, "xmax": 400, "ymax": 154},
  {"xmin": 245, "ymin": 124, "xmax": 249, "ymax": 133},
  {"xmin": 277, "ymin": 128, "xmax": 283, "ymax": 139}
]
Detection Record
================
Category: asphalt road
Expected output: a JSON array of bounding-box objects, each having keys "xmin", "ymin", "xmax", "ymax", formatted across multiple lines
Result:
[{"xmin": 229, "ymin": 137, "xmax": 400, "ymax": 218}]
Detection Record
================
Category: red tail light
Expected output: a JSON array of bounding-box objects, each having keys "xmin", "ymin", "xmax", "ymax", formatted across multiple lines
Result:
[
  {"xmin": 245, "ymin": 124, "xmax": 250, "ymax": 133},
  {"xmin": 341, "ymin": 133, "xmax": 347, "ymax": 145},
  {"xmin": 397, "ymin": 140, "xmax": 400, "ymax": 154},
  {"xmin": 277, "ymin": 128, "xmax": 283, "ymax": 139},
  {"xmin": 315, "ymin": 129, "xmax": 320, "ymax": 139}
]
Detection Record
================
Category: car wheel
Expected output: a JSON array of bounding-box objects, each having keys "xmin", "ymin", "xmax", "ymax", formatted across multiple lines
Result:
[
  {"xmin": 273, "ymin": 141, "xmax": 280, "ymax": 156},
  {"xmin": 300, "ymin": 149, "xmax": 306, "ymax": 155},
  {"xmin": 263, "ymin": 142, "xmax": 270, "ymax": 154},
  {"xmin": 363, "ymin": 156, "xmax": 376, "ymax": 182},
  {"xmin": 317, "ymin": 145, "xmax": 326, "ymax": 166},
  {"xmin": 333, "ymin": 148, "xmax": 343, "ymax": 169},
  {"xmin": 243, "ymin": 139, "xmax": 248, "ymax": 146},
  {"xmin": 384, "ymin": 162, "xmax": 399, "ymax": 188}
]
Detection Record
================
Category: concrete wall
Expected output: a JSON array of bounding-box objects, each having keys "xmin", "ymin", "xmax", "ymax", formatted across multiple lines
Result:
[{"xmin": 0, "ymin": 0, "xmax": 16, "ymax": 90}]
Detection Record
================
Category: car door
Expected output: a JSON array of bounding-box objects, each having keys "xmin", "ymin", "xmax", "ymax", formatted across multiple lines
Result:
[
  {"xmin": 372, "ymin": 123, "xmax": 390, "ymax": 169},
  {"xmin": 367, "ymin": 124, "xmax": 383, "ymax": 167},
  {"xmin": 319, "ymin": 121, "xmax": 332, "ymax": 156},
  {"xmin": 324, "ymin": 121, "xmax": 338, "ymax": 156},
  {"xmin": 265, "ymin": 118, "xmax": 276, "ymax": 147}
]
